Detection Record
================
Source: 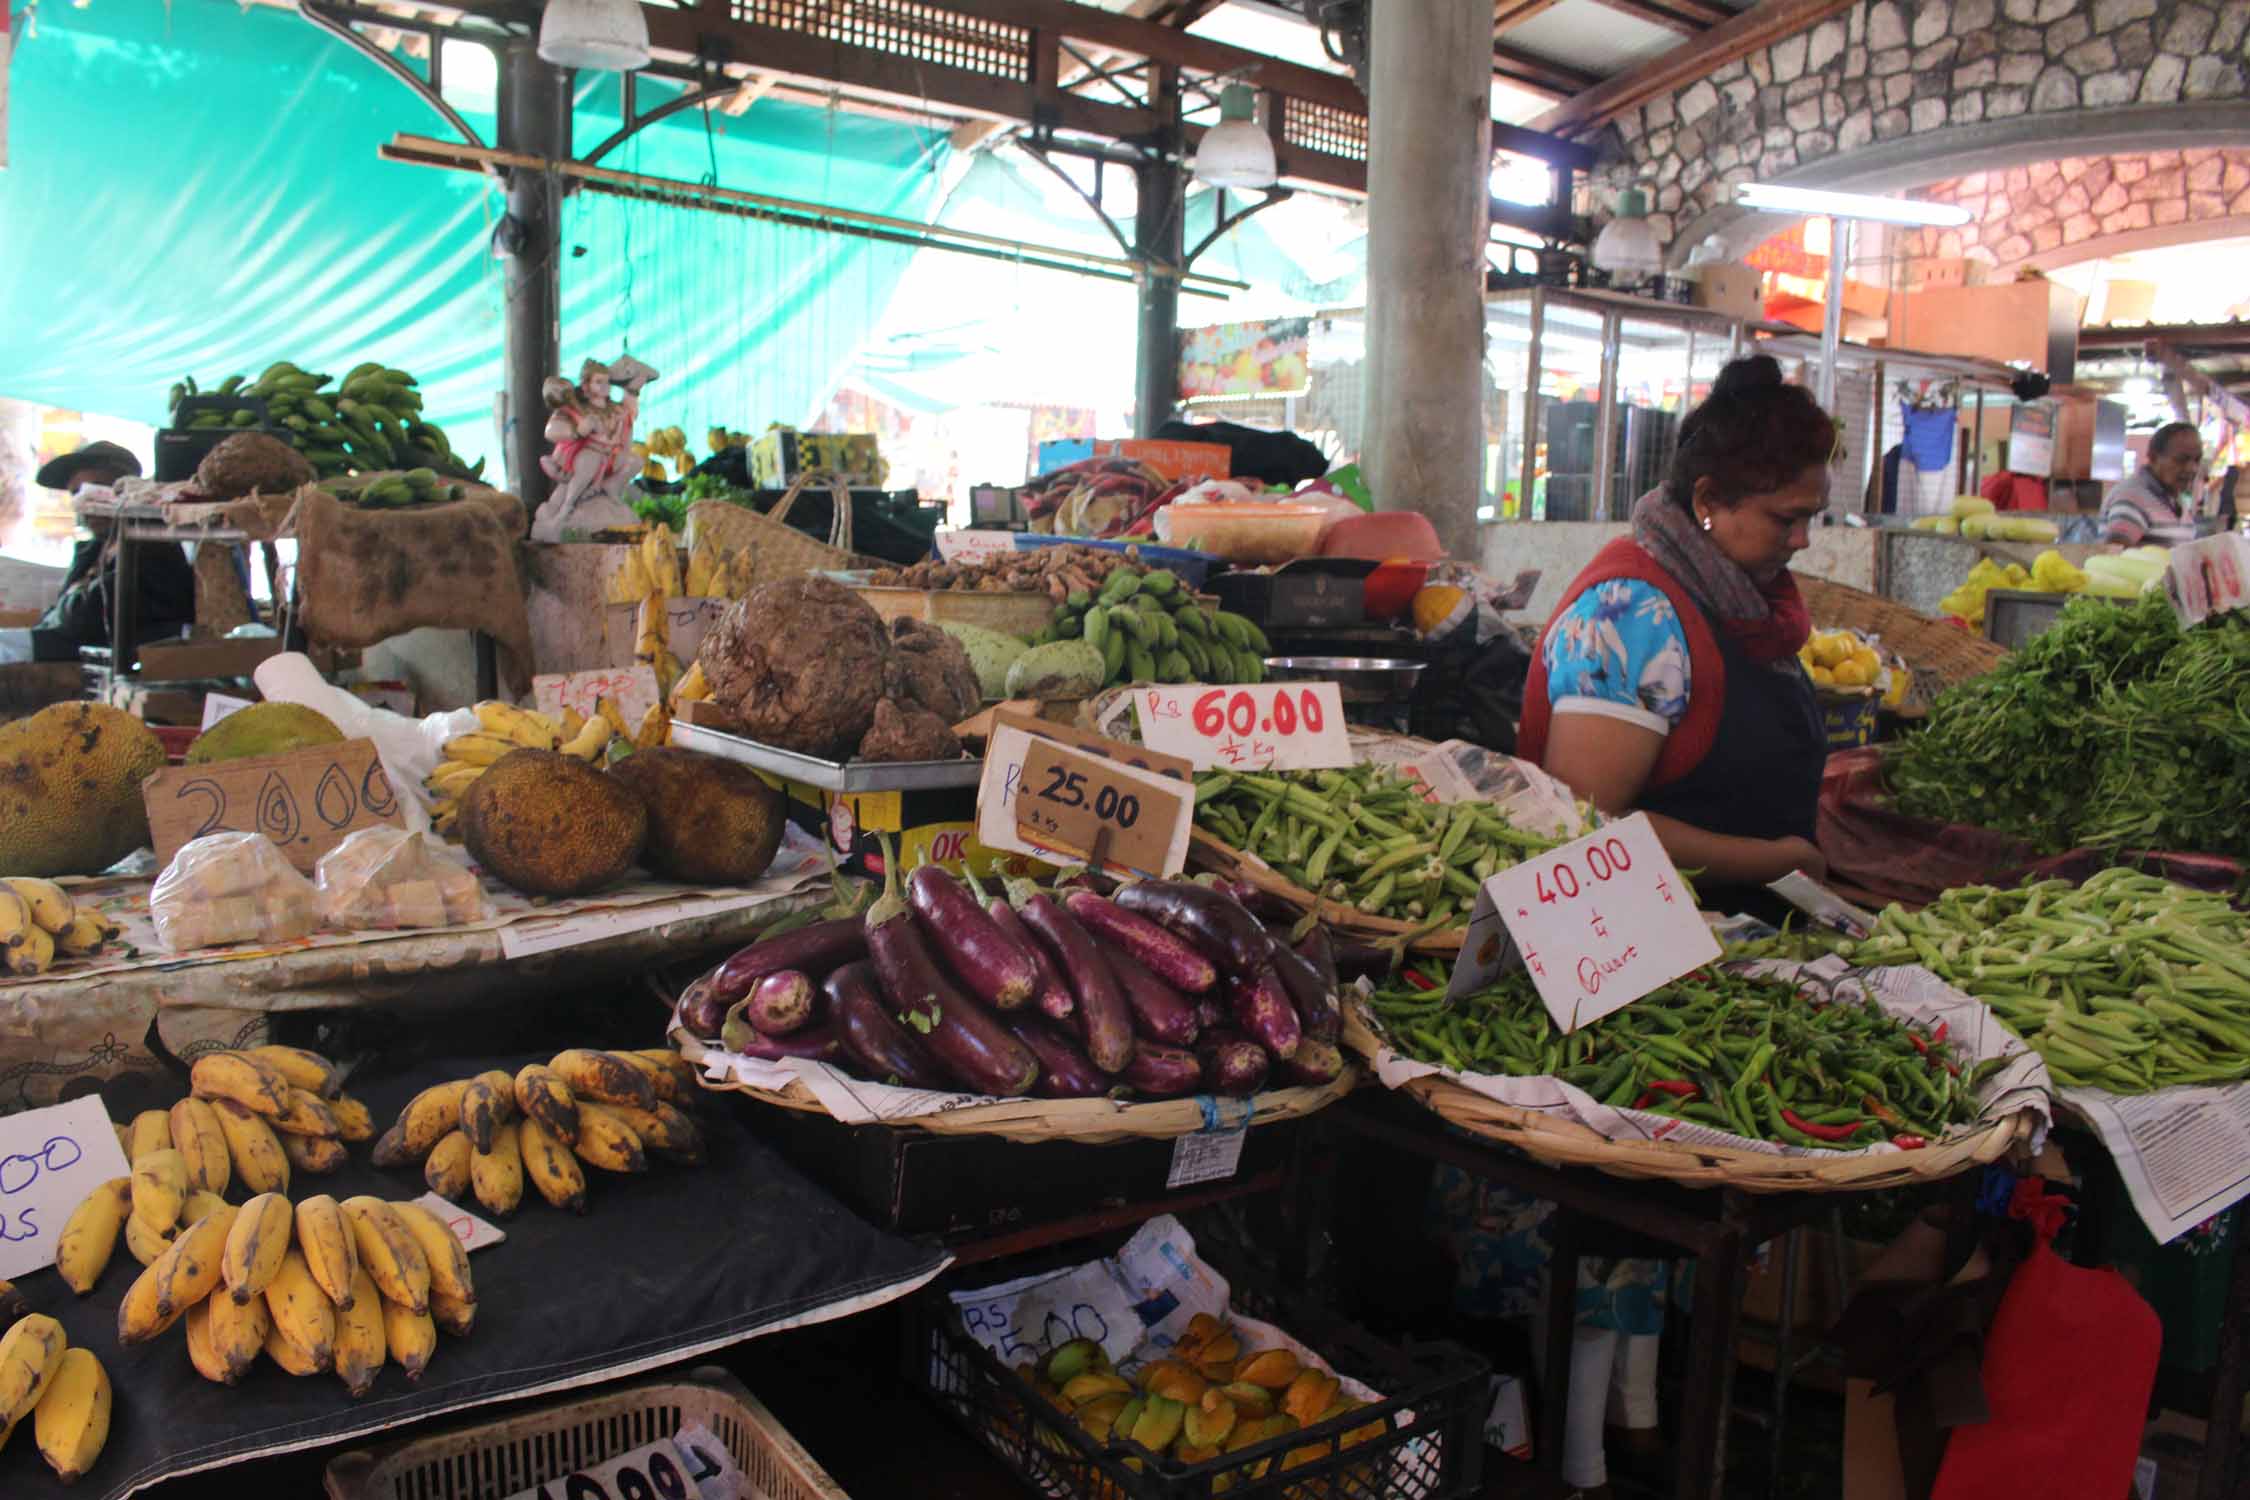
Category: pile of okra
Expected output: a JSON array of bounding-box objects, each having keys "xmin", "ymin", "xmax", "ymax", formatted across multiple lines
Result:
[
  {"xmin": 1192, "ymin": 764, "xmax": 1562, "ymax": 929},
  {"xmin": 1367, "ymin": 963, "xmax": 1996, "ymax": 1150},
  {"xmin": 1836, "ymin": 868, "xmax": 2250, "ymax": 1095}
]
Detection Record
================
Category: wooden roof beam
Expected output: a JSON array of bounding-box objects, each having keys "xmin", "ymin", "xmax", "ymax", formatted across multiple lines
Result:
[
  {"xmin": 1493, "ymin": 42, "xmax": 1602, "ymax": 101},
  {"xmin": 1586, "ymin": 0, "xmax": 1730, "ymax": 36},
  {"xmin": 1530, "ymin": 0, "xmax": 1859, "ymax": 135}
]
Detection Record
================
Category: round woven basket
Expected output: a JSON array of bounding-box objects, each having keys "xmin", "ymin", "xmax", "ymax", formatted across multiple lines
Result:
[
  {"xmin": 1341, "ymin": 1016, "xmax": 2034, "ymax": 1193},
  {"xmin": 1188, "ymin": 829, "xmax": 1466, "ymax": 954},
  {"xmin": 675, "ymin": 1032, "xmax": 1357, "ymax": 1145}
]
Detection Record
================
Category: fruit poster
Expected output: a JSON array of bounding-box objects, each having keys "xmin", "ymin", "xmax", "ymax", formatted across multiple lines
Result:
[{"xmin": 1177, "ymin": 317, "xmax": 1311, "ymax": 399}]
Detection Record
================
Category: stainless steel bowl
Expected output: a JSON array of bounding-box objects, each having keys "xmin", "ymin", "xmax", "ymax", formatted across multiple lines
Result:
[{"xmin": 1262, "ymin": 656, "xmax": 1427, "ymax": 702}]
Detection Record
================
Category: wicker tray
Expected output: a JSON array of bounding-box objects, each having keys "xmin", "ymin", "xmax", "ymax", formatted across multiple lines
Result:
[
  {"xmin": 1189, "ymin": 827, "xmax": 1466, "ymax": 954},
  {"xmin": 1796, "ymin": 572, "xmax": 2009, "ymax": 707},
  {"xmin": 677, "ymin": 1030, "xmax": 1357, "ymax": 1145},
  {"xmin": 1341, "ymin": 1012, "xmax": 2034, "ymax": 1193}
]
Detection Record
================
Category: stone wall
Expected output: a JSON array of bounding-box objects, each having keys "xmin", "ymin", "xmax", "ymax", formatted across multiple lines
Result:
[
  {"xmin": 1600, "ymin": 0, "xmax": 2250, "ymax": 252},
  {"xmin": 1896, "ymin": 149, "xmax": 2250, "ymax": 267}
]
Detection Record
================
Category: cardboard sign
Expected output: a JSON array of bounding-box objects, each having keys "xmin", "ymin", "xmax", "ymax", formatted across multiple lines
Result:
[
  {"xmin": 601, "ymin": 596, "xmax": 728, "ymax": 668},
  {"xmin": 0, "ymin": 1097, "xmax": 132, "ymax": 1281},
  {"xmin": 533, "ymin": 663, "xmax": 660, "ymax": 730},
  {"xmin": 2162, "ymin": 534, "xmax": 2250, "ymax": 628},
  {"xmin": 1014, "ymin": 739, "xmax": 1189, "ymax": 877},
  {"xmin": 406, "ymin": 1193, "xmax": 506, "ymax": 1253},
  {"xmin": 934, "ymin": 529, "xmax": 1020, "ymax": 563},
  {"xmin": 1448, "ymin": 813, "xmax": 1720, "ymax": 1033},
  {"xmin": 143, "ymin": 737, "xmax": 402, "ymax": 875},
  {"xmin": 1136, "ymin": 683, "xmax": 1351, "ymax": 772},
  {"xmin": 199, "ymin": 692, "xmax": 256, "ymax": 731},
  {"xmin": 976, "ymin": 712, "xmax": 1191, "ymax": 874},
  {"xmin": 1166, "ymin": 1124, "xmax": 1247, "ymax": 1189}
]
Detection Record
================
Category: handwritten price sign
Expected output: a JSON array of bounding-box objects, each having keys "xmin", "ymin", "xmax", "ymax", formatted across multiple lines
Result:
[
  {"xmin": 1135, "ymin": 683, "xmax": 1351, "ymax": 771},
  {"xmin": 1448, "ymin": 813, "xmax": 1719, "ymax": 1033},
  {"xmin": 1014, "ymin": 739, "xmax": 1188, "ymax": 877},
  {"xmin": 0, "ymin": 1098, "xmax": 131, "ymax": 1281}
]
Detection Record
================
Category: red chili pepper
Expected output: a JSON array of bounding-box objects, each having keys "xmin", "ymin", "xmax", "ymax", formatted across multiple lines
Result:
[
  {"xmin": 1907, "ymin": 1032, "xmax": 1930, "ymax": 1057},
  {"xmin": 1891, "ymin": 1134, "xmax": 1928, "ymax": 1150},
  {"xmin": 1864, "ymin": 1094, "xmax": 1904, "ymax": 1128},
  {"xmin": 1633, "ymin": 1080, "xmax": 1700, "ymax": 1110},
  {"xmin": 1930, "ymin": 1020, "xmax": 1949, "ymax": 1046},
  {"xmin": 1402, "ymin": 970, "xmax": 1438, "ymax": 992},
  {"xmin": 1781, "ymin": 1108, "xmax": 1862, "ymax": 1142}
]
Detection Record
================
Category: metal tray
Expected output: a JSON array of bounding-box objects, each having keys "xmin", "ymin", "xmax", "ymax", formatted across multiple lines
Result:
[{"xmin": 670, "ymin": 720, "xmax": 983, "ymax": 792}]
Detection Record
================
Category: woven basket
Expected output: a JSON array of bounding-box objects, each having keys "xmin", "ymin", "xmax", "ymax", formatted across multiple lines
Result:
[
  {"xmin": 683, "ymin": 472, "xmax": 883, "ymax": 585},
  {"xmin": 675, "ymin": 1031, "xmax": 1357, "ymax": 1145},
  {"xmin": 1795, "ymin": 572, "xmax": 2009, "ymax": 707},
  {"xmin": 1189, "ymin": 828, "xmax": 1466, "ymax": 954},
  {"xmin": 1341, "ymin": 1013, "xmax": 2034, "ymax": 1193}
]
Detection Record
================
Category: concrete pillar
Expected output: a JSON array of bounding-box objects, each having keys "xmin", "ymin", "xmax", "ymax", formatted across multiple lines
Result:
[
  {"xmin": 496, "ymin": 41, "xmax": 569, "ymax": 508},
  {"xmin": 1364, "ymin": 0, "xmax": 1492, "ymax": 560},
  {"xmin": 1134, "ymin": 66, "xmax": 1186, "ymax": 439}
]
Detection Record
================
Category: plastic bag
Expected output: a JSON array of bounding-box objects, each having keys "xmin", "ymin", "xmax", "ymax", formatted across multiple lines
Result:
[
  {"xmin": 315, "ymin": 827, "xmax": 489, "ymax": 931},
  {"xmin": 149, "ymin": 832, "xmax": 320, "ymax": 952}
]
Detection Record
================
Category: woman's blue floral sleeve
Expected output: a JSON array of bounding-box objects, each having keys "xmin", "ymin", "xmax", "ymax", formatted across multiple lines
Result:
[{"xmin": 1540, "ymin": 580, "xmax": 1692, "ymax": 733}]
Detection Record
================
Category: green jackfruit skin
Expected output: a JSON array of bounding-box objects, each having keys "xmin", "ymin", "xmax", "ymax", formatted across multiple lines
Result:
[
  {"xmin": 0, "ymin": 702, "xmax": 166, "ymax": 876},
  {"xmin": 184, "ymin": 703, "xmax": 344, "ymax": 764}
]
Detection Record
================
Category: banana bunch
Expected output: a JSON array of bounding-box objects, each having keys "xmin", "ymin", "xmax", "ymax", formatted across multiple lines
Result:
[
  {"xmin": 0, "ymin": 876, "xmax": 121, "ymax": 979},
  {"xmin": 168, "ymin": 362, "xmax": 484, "ymax": 484},
  {"xmin": 705, "ymin": 427, "xmax": 750, "ymax": 455},
  {"xmin": 1024, "ymin": 1315, "xmax": 1384, "ymax": 1479},
  {"xmin": 0, "ymin": 1308, "xmax": 111, "ymax": 1483},
  {"xmin": 371, "ymin": 1049, "xmax": 704, "ymax": 1219},
  {"xmin": 643, "ymin": 426, "xmax": 694, "ymax": 479},
  {"xmin": 604, "ymin": 527, "xmax": 756, "ymax": 606},
  {"xmin": 425, "ymin": 702, "xmax": 614, "ymax": 839}
]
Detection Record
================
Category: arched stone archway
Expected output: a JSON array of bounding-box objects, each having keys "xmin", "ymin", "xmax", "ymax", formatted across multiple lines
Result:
[
  {"xmin": 1595, "ymin": 0, "xmax": 2250, "ymax": 260},
  {"xmin": 1892, "ymin": 149, "xmax": 2250, "ymax": 270}
]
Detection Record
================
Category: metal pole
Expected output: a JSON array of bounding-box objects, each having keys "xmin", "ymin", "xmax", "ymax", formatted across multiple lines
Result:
[
  {"xmin": 1522, "ymin": 288, "xmax": 1545, "ymax": 520},
  {"xmin": 1592, "ymin": 307, "xmax": 1622, "ymax": 519},
  {"xmin": 1817, "ymin": 215, "xmax": 1850, "ymax": 411},
  {"xmin": 1133, "ymin": 66, "xmax": 1184, "ymax": 439},
  {"xmin": 497, "ymin": 40, "xmax": 568, "ymax": 510},
  {"xmin": 1969, "ymin": 386, "xmax": 1987, "ymax": 496}
]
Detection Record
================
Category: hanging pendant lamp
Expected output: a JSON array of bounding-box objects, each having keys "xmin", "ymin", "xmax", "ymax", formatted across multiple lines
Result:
[
  {"xmin": 1191, "ymin": 83, "xmax": 1277, "ymax": 190},
  {"xmin": 538, "ymin": 0, "xmax": 651, "ymax": 71}
]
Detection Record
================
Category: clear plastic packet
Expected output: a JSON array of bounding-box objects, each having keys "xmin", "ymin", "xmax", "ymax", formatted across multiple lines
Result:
[
  {"xmin": 149, "ymin": 832, "xmax": 320, "ymax": 952},
  {"xmin": 314, "ymin": 827, "xmax": 489, "ymax": 930}
]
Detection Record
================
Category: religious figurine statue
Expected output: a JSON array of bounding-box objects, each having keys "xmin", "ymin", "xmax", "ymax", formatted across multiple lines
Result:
[{"xmin": 529, "ymin": 353, "xmax": 659, "ymax": 541}]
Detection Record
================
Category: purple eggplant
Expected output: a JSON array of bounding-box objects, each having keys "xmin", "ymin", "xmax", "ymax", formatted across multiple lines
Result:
[
  {"xmin": 1195, "ymin": 1030, "xmax": 1271, "ymax": 1097},
  {"xmin": 1124, "ymin": 1041, "xmax": 1203, "ymax": 1097},
  {"xmin": 1268, "ymin": 936, "xmax": 1341, "ymax": 1043},
  {"xmin": 865, "ymin": 843, "xmax": 1038, "ymax": 1098},
  {"xmin": 1217, "ymin": 879, "xmax": 1303, "ymax": 924},
  {"xmin": 721, "ymin": 1007, "xmax": 843, "ymax": 1063},
  {"xmin": 1284, "ymin": 1038, "xmax": 1346, "ymax": 1087},
  {"xmin": 1108, "ymin": 946, "xmax": 1202, "ymax": 1047},
  {"xmin": 678, "ymin": 976, "xmax": 731, "ymax": 1040},
  {"xmin": 826, "ymin": 961, "xmax": 953, "ymax": 1090},
  {"xmin": 1007, "ymin": 1017, "xmax": 1111, "ymax": 1099},
  {"xmin": 971, "ymin": 869, "xmax": 1073, "ymax": 1022},
  {"xmin": 1194, "ymin": 994, "xmax": 1227, "ymax": 1033},
  {"xmin": 1008, "ymin": 879, "xmax": 1135, "ymax": 1075},
  {"xmin": 703, "ymin": 917, "xmax": 869, "ymax": 1022},
  {"xmin": 744, "ymin": 970, "xmax": 818, "ymax": 1036},
  {"xmin": 1328, "ymin": 937, "xmax": 1397, "ymax": 982},
  {"xmin": 907, "ymin": 864, "xmax": 1039, "ymax": 1010},
  {"xmin": 1295, "ymin": 925, "xmax": 1342, "ymax": 993},
  {"xmin": 1062, "ymin": 891, "xmax": 1217, "ymax": 994},
  {"xmin": 1114, "ymin": 879, "xmax": 1270, "ymax": 979},
  {"xmin": 1228, "ymin": 966, "xmax": 1303, "ymax": 1061}
]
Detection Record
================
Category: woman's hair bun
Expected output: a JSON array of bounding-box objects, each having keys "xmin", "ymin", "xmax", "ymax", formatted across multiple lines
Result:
[{"xmin": 1709, "ymin": 355, "xmax": 1784, "ymax": 399}]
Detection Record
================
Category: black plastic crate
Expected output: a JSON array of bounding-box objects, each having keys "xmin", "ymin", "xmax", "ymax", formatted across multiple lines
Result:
[
  {"xmin": 156, "ymin": 394, "xmax": 277, "ymax": 480},
  {"xmin": 908, "ymin": 1290, "xmax": 1486, "ymax": 1499}
]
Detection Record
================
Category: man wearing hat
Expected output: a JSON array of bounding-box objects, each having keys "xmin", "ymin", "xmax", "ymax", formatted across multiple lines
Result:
[{"xmin": 31, "ymin": 442, "xmax": 197, "ymax": 657}]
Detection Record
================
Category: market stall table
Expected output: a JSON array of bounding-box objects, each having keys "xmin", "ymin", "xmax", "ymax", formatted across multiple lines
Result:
[{"xmin": 0, "ymin": 1048, "xmax": 950, "ymax": 1500}]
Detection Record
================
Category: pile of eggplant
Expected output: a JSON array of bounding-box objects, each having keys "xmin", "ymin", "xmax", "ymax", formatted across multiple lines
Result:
[{"xmin": 675, "ymin": 863, "xmax": 1348, "ymax": 1102}]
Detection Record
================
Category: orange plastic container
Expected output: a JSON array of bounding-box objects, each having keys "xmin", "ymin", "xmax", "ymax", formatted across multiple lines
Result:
[{"xmin": 1154, "ymin": 502, "xmax": 1328, "ymax": 564}]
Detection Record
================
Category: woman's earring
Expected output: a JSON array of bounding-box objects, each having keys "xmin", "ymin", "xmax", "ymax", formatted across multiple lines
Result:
[{"xmin": 1698, "ymin": 511, "xmax": 1713, "ymax": 532}]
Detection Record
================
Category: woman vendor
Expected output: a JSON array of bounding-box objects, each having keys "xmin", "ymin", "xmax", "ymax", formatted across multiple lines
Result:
[
  {"xmin": 1519, "ymin": 354, "xmax": 1835, "ymax": 916},
  {"xmin": 1432, "ymin": 357, "xmax": 1837, "ymax": 1498}
]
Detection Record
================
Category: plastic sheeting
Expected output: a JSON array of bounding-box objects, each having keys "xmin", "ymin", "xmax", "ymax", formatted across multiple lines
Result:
[{"xmin": 0, "ymin": 2, "xmax": 944, "ymax": 461}]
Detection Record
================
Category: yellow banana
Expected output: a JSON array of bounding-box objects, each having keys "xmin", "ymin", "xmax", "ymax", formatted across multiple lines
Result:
[
  {"xmin": 596, "ymin": 696, "xmax": 631, "ymax": 740},
  {"xmin": 208, "ymin": 1097, "xmax": 290, "ymax": 1195},
  {"xmin": 184, "ymin": 1296, "xmax": 231, "ymax": 1386},
  {"xmin": 429, "ymin": 1286, "xmax": 477, "ymax": 1338},
  {"xmin": 183, "ymin": 1190, "xmax": 228, "ymax": 1225},
  {"xmin": 53, "ymin": 908, "xmax": 119, "ymax": 958},
  {"xmin": 168, "ymin": 1098, "xmax": 231, "ymax": 1197},
  {"xmin": 222, "ymin": 1193, "xmax": 293, "ymax": 1305},
  {"xmin": 549, "ymin": 1049, "xmax": 657, "ymax": 1110},
  {"xmin": 597, "ymin": 1102, "xmax": 703, "ymax": 1161},
  {"xmin": 189, "ymin": 1050, "xmax": 291, "ymax": 1117},
  {"xmin": 293, "ymin": 1195, "xmax": 359, "ymax": 1310},
  {"xmin": 205, "ymin": 1282, "xmax": 269, "ymax": 1383},
  {"xmin": 334, "ymin": 1269, "xmax": 387, "ymax": 1398},
  {"xmin": 122, "ymin": 1213, "xmax": 174, "ymax": 1268},
  {"xmin": 559, "ymin": 716, "xmax": 612, "ymax": 760},
  {"xmin": 623, "ymin": 1048, "xmax": 698, "ymax": 1103},
  {"xmin": 518, "ymin": 1115, "xmax": 587, "ymax": 1214},
  {"xmin": 458, "ymin": 1078, "xmax": 509, "ymax": 1153},
  {"xmin": 382, "ymin": 1294, "xmax": 438, "ymax": 1382},
  {"xmin": 570, "ymin": 1103, "xmax": 648, "ymax": 1174},
  {"xmin": 0, "ymin": 1314, "xmax": 66, "ymax": 1422},
  {"xmin": 125, "ymin": 1110, "xmax": 170, "ymax": 1163},
  {"xmin": 339, "ymin": 1197, "xmax": 430, "ymax": 1313},
  {"xmin": 130, "ymin": 1148, "xmax": 185, "ymax": 1237},
  {"xmin": 471, "ymin": 1121, "xmax": 524, "ymax": 1218},
  {"xmin": 474, "ymin": 701, "xmax": 562, "ymax": 749},
  {"xmin": 439, "ymin": 733, "xmax": 520, "ymax": 766},
  {"xmin": 270, "ymin": 1087, "xmax": 341, "ymax": 1138},
  {"xmin": 390, "ymin": 1200, "xmax": 474, "ymax": 1305},
  {"xmin": 423, "ymin": 761, "xmax": 486, "ymax": 799},
  {"xmin": 7, "ymin": 924, "xmax": 53, "ymax": 977},
  {"xmin": 329, "ymin": 1094, "xmax": 374, "ymax": 1143},
  {"xmin": 1, "ymin": 877, "xmax": 74, "ymax": 934},
  {"xmin": 0, "ymin": 888, "xmax": 32, "ymax": 952},
  {"xmin": 512, "ymin": 1065, "xmax": 579, "ymax": 1146},
  {"xmin": 54, "ymin": 1177, "xmax": 130, "ymax": 1295},
  {"xmin": 264, "ymin": 1320, "xmax": 327, "ymax": 1377},
  {"xmin": 280, "ymin": 1132, "xmax": 348, "ymax": 1176},
  {"xmin": 396, "ymin": 1080, "xmax": 471, "ymax": 1158},
  {"xmin": 370, "ymin": 1123, "xmax": 415, "ymax": 1169},
  {"xmin": 262, "ymin": 1250, "xmax": 336, "ymax": 1372},
  {"xmin": 423, "ymin": 1131, "xmax": 472, "ymax": 1200},
  {"xmin": 118, "ymin": 1203, "xmax": 235, "ymax": 1341},
  {"xmin": 246, "ymin": 1045, "xmax": 341, "ymax": 1098},
  {"xmin": 30, "ymin": 1347, "xmax": 108, "ymax": 1483}
]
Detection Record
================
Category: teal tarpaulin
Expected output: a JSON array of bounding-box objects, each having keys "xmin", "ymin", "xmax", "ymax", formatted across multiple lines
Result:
[{"xmin": 0, "ymin": 1, "xmax": 945, "ymax": 471}]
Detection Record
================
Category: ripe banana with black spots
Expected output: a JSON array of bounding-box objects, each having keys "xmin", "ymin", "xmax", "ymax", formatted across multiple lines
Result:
[
  {"xmin": 123, "ymin": 1213, "xmax": 174, "ymax": 1268},
  {"xmin": 0, "ymin": 1314, "xmax": 67, "ymax": 1421},
  {"xmin": 334, "ymin": 1269, "xmax": 387, "ymax": 1398},
  {"xmin": 209, "ymin": 1097, "xmax": 290, "ymax": 1195},
  {"xmin": 247, "ymin": 1045, "xmax": 341, "ymax": 1099},
  {"xmin": 204, "ymin": 1283, "xmax": 270, "ymax": 1384},
  {"xmin": 125, "ymin": 1110, "xmax": 171, "ymax": 1162},
  {"xmin": 183, "ymin": 1190, "xmax": 228, "ymax": 1226},
  {"xmin": 31, "ymin": 1347, "xmax": 108, "ymax": 1483},
  {"xmin": 262, "ymin": 1250, "xmax": 336, "ymax": 1373},
  {"xmin": 424, "ymin": 1131, "xmax": 472, "ymax": 1199},
  {"xmin": 168, "ymin": 1098, "xmax": 231, "ymax": 1196},
  {"xmin": 597, "ymin": 1102, "xmax": 704, "ymax": 1162},
  {"xmin": 513, "ymin": 1065, "xmax": 579, "ymax": 1146},
  {"xmin": 570, "ymin": 1103, "xmax": 649, "ymax": 1174},
  {"xmin": 471, "ymin": 1121, "xmax": 524, "ymax": 1217},
  {"xmin": 293, "ymin": 1195, "xmax": 359, "ymax": 1310},
  {"xmin": 222, "ymin": 1193, "xmax": 293, "ymax": 1305},
  {"xmin": 53, "ymin": 908, "xmax": 120, "ymax": 958},
  {"xmin": 189, "ymin": 1050, "xmax": 292, "ymax": 1118},
  {"xmin": 118, "ymin": 1203, "xmax": 235, "ymax": 1342},
  {"xmin": 395, "ymin": 1080, "xmax": 470, "ymax": 1158},
  {"xmin": 430, "ymin": 1286, "xmax": 476, "ymax": 1338},
  {"xmin": 390, "ymin": 1200, "xmax": 474, "ymax": 1306},
  {"xmin": 330, "ymin": 1095, "xmax": 374, "ymax": 1143},
  {"xmin": 271, "ymin": 1087, "xmax": 342, "ymax": 1138},
  {"xmin": 617, "ymin": 1048, "xmax": 696, "ymax": 1105},
  {"xmin": 281, "ymin": 1131, "xmax": 348, "ymax": 1175},
  {"xmin": 264, "ymin": 1321, "xmax": 328, "ymax": 1376},
  {"xmin": 518, "ymin": 1115, "xmax": 587, "ymax": 1214},
  {"xmin": 1, "ymin": 877, "xmax": 73, "ymax": 934},
  {"xmin": 55, "ymin": 1177, "xmax": 130, "ymax": 1294},
  {"xmin": 381, "ymin": 1294, "xmax": 437, "ymax": 1382},
  {"xmin": 549, "ymin": 1049, "xmax": 657, "ymax": 1110},
  {"xmin": 184, "ymin": 1296, "xmax": 231, "ymax": 1386},
  {"xmin": 340, "ymin": 1197, "xmax": 430, "ymax": 1313},
  {"xmin": 459, "ymin": 1073, "xmax": 516, "ymax": 1153},
  {"xmin": 130, "ymin": 1148, "xmax": 186, "ymax": 1237},
  {"xmin": 474, "ymin": 701, "xmax": 563, "ymax": 749}
]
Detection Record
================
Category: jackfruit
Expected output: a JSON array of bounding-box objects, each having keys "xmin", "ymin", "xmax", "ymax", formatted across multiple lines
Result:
[
  {"xmin": 185, "ymin": 703, "xmax": 345, "ymax": 765},
  {"xmin": 459, "ymin": 749, "xmax": 647, "ymax": 897},
  {"xmin": 0, "ymin": 703, "xmax": 166, "ymax": 876},
  {"xmin": 933, "ymin": 622, "xmax": 1031, "ymax": 701},
  {"xmin": 607, "ymin": 747, "xmax": 785, "ymax": 885}
]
